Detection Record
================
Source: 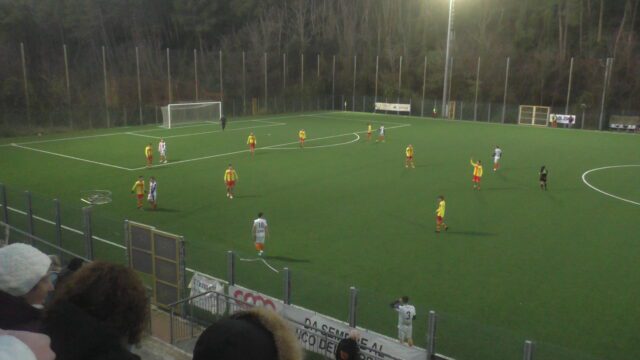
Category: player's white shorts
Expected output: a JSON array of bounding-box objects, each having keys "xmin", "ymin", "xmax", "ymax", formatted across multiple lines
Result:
[
  {"xmin": 493, "ymin": 156, "xmax": 500, "ymax": 163},
  {"xmin": 160, "ymin": 150, "xmax": 166, "ymax": 157},
  {"xmin": 147, "ymin": 192, "xmax": 156, "ymax": 202},
  {"xmin": 255, "ymin": 234, "xmax": 265, "ymax": 244},
  {"xmin": 398, "ymin": 325, "xmax": 412, "ymax": 342}
]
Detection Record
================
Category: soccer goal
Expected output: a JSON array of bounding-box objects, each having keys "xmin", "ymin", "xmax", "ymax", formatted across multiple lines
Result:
[
  {"xmin": 161, "ymin": 101, "xmax": 222, "ymax": 129},
  {"xmin": 518, "ymin": 105, "xmax": 551, "ymax": 126}
]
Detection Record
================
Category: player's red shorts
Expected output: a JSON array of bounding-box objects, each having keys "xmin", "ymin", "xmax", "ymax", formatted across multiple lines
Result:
[
  {"xmin": 226, "ymin": 180, "xmax": 236, "ymax": 188},
  {"xmin": 147, "ymin": 155, "xmax": 152, "ymax": 162},
  {"xmin": 299, "ymin": 138, "xmax": 305, "ymax": 143},
  {"xmin": 137, "ymin": 194, "xmax": 144, "ymax": 200},
  {"xmin": 473, "ymin": 175, "xmax": 481, "ymax": 183},
  {"xmin": 249, "ymin": 143, "xmax": 255, "ymax": 149},
  {"xmin": 406, "ymin": 156, "xmax": 413, "ymax": 160},
  {"xmin": 436, "ymin": 216, "xmax": 443, "ymax": 224}
]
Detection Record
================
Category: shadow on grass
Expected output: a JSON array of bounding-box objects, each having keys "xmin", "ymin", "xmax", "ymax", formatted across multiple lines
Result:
[{"xmin": 265, "ymin": 255, "xmax": 311, "ymax": 263}]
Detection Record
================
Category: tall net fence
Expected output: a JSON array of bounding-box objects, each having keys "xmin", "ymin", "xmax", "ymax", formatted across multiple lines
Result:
[{"xmin": 1, "ymin": 43, "xmax": 638, "ymax": 135}]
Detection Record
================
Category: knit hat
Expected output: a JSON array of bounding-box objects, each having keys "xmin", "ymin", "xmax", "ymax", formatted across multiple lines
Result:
[
  {"xmin": 193, "ymin": 308, "xmax": 302, "ymax": 360},
  {"xmin": 0, "ymin": 244, "xmax": 51, "ymax": 297},
  {"xmin": 0, "ymin": 335, "xmax": 37, "ymax": 360}
]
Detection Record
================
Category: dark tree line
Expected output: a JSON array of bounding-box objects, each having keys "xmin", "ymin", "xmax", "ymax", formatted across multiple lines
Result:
[{"xmin": 0, "ymin": 0, "xmax": 638, "ymax": 131}]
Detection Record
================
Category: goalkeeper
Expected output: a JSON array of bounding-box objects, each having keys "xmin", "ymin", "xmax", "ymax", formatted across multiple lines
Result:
[{"xmin": 390, "ymin": 296, "xmax": 416, "ymax": 347}]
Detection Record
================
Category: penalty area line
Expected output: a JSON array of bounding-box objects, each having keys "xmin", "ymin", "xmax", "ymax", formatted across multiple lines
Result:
[{"xmin": 11, "ymin": 143, "xmax": 134, "ymax": 171}]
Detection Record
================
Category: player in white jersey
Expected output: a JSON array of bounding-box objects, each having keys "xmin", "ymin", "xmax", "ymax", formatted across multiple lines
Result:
[
  {"xmin": 252, "ymin": 212, "xmax": 269, "ymax": 256},
  {"xmin": 158, "ymin": 138, "xmax": 167, "ymax": 163},
  {"xmin": 493, "ymin": 145, "xmax": 502, "ymax": 171},
  {"xmin": 391, "ymin": 296, "xmax": 416, "ymax": 346},
  {"xmin": 377, "ymin": 125, "xmax": 385, "ymax": 142},
  {"xmin": 147, "ymin": 177, "xmax": 157, "ymax": 210}
]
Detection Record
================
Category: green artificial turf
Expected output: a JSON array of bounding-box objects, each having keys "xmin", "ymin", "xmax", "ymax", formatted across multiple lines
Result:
[{"xmin": 1, "ymin": 112, "xmax": 639, "ymax": 359}]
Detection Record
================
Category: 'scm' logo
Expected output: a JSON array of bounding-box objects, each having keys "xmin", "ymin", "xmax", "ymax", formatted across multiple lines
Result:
[{"xmin": 233, "ymin": 289, "xmax": 277, "ymax": 311}]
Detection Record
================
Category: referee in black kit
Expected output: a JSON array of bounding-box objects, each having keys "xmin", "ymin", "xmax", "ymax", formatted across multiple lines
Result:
[{"xmin": 220, "ymin": 115, "xmax": 227, "ymax": 131}]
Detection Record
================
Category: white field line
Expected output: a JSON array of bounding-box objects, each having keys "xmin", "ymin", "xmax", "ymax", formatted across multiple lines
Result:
[
  {"xmin": 11, "ymin": 143, "xmax": 133, "ymax": 171},
  {"xmin": 125, "ymin": 132, "xmax": 159, "ymax": 139},
  {"xmin": 266, "ymin": 133, "xmax": 360, "ymax": 150},
  {"xmin": 308, "ymin": 113, "xmax": 410, "ymax": 127},
  {"xmin": 129, "ymin": 123, "xmax": 410, "ymax": 171},
  {"xmin": 239, "ymin": 257, "xmax": 280, "ymax": 273},
  {"xmin": 581, "ymin": 165, "xmax": 640, "ymax": 206},
  {"xmin": 0, "ymin": 132, "xmax": 123, "ymax": 147},
  {"xmin": 160, "ymin": 122, "xmax": 286, "ymax": 139},
  {"xmin": 0, "ymin": 204, "xmax": 201, "ymax": 274},
  {"xmin": 0, "ymin": 112, "xmax": 330, "ymax": 147}
]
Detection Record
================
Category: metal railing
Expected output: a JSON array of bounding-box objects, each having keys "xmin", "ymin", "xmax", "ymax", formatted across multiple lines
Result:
[{"xmin": 168, "ymin": 289, "xmax": 402, "ymax": 360}]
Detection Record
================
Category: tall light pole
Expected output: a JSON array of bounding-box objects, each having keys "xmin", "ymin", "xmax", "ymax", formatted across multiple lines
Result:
[{"xmin": 441, "ymin": 0, "xmax": 455, "ymax": 118}]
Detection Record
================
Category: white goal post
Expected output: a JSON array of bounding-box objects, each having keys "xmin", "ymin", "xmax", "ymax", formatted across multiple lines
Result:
[
  {"xmin": 161, "ymin": 101, "xmax": 222, "ymax": 129},
  {"xmin": 518, "ymin": 105, "xmax": 551, "ymax": 126}
]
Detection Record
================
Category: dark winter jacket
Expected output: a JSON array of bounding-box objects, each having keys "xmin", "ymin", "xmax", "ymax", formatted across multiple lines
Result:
[
  {"xmin": 44, "ymin": 300, "xmax": 141, "ymax": 360},
  {"xmin": 0, "ymin": 290, "xmax": 44, "ymax": 333}
]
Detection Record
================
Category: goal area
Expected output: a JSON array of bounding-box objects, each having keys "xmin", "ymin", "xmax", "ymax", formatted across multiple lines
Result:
[
  {"xmin": 518, "ymin": 105, "xmax": 550, "ymax": 126},
  {"xmin": 161, "ymin": 101, "xmax": 222, "ymax": 129}
]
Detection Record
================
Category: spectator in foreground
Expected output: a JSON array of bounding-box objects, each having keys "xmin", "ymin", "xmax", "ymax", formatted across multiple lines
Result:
[
  {"xmin": 45, "ymin": 261, "xmax": 148, "ymax": 360},
  {"xmin": 193, "ymin": 307, "xmax": 302, "ymax": 360},
  {"xmin": 335, "ymin": 329, "xmax": 360, "ymax": 360},
  {"xmin": 0, "ymin": 329, "xmax": 56, "ymax": 360},
  {"xmin": 54, "ymin": 257, "xmax": 84, "ymax": 292},
  {"xmin": 0, "ymin": 243, "xmax": 53, "ymax": 332}
]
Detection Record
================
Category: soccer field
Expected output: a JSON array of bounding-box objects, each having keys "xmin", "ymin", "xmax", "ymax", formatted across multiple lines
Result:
[{"xmin": 1, "ymin": 112, "xmax": 639, "ymax": 359}]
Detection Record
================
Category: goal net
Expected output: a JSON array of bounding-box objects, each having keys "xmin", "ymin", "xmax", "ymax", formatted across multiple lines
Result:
[
  {"xmin": 518, "ymin": 105, "xmax": 550, "ymax": 126},
  {"xmin": 161, "ymin": 101, "xmax": 222, "ymax": 129}
]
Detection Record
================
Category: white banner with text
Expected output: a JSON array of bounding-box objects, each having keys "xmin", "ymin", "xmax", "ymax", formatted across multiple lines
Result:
[{"xmin": 375, "ymin": 102, "xmax": 411, "ymax": 113}]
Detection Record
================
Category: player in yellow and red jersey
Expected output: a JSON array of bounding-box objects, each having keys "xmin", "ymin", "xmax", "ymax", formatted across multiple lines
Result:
[
  {"xmin": 405, "ymin": 145, "xmax": 415, "ymax": 169},
  {"xmin": 224, "ymin": 164, "xmax": 238, "ymax": 199},
  {"xmin": 470, "ymin": 158, "xmax": 483, "ymax": 190},
  {"xmin": 298, "ymin": 129, "xmax": 306, "ymax": 148},
  {"xmin": 367, "ymin": 123, "xmax": 373, "ymax": 141},
  {"xmin": 435, "ymin": 196, "xmax": 448, "ymax": 233},
  {"xmin": 131, "ymin": 176, "xmax": 146, "ymax": 209},
  {"xmin": 247, "ymin": 133, "xmax": 256, "ymax": 155},
  {"xmin": 145, "ymin": 143, "xmax": 153, "ymax": 168}
]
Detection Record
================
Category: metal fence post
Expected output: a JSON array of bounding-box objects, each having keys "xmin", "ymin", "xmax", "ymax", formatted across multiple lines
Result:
[
  {"xmin": 227, "ymin": 251, "xmax": 235, "ymax": 285},
  {"xmin": 348, "ymin": 286, "xmax": 358, "ymax": 327},
  {"xmin": 332, "ymin": 55, "xmax": 336, "ymax": 110},
  {"xmin": 102, "ymin": 46, "xmax": 110, "ymax": 128},
  {"xmin": 565, "ymin": 57, "xmax": 574, "ymax": 115},
  {"xmin": 502, "ymin": 56, "xmax": 510, "ymax": 124},
  {"xmin": 523, "ymin": 340, "xmax": 535, "ymax": 360},
  {"xmin": 283, "ymin": 267, "xmax": 291, "ymax": 305},
  {"xmin": 25, "ymin": 191, "xmax": 34, "ymax": 241},
  {"xmin": 598, "ymin": 57, "xmax": 613, "ymax": 130},
  {"xmin": 54, "ymin": 199, "xmax": 63, "ymax": 260},
  {"xmin": 474, "ymin": 56, "xmax": 481, "ymax": 121},
  {"xmin": 352, "ymin": 55, "xmax": 357, "ymax": 112},
  {"xmin": 82, "ymin": 206, "xmax": 93, "ymax": 260},
  {"xmin": 169, "ymin": 308, "xmax": 175, "ymax": 344},
  {"xmin": 426, "ymin": 310, "xmax": 438, "ymax": 359},
  {"xmin": 20, "ymin": 43, "xmax": 31, "ymax": 127},
  {"xmin": 123, "ymin": 220, "xmax": 130, "ymax": 266},
  {"xmin": 1, "ymin": 184, "xmax": 8, "ymax": 225}
]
